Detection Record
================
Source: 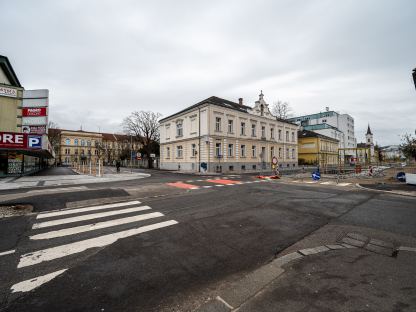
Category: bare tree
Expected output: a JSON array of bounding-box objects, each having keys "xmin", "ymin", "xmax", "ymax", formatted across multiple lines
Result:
[
  {"xmin": 271, "ymin": 100, "xmax": 293, "ymax": 119},
  {"xmin": 47, "ymin": 121, "xmax": 61, "ymax": 161},
  {"xmin": 123, "ymin": 111, "xmax": 162, "ymax": 168}
]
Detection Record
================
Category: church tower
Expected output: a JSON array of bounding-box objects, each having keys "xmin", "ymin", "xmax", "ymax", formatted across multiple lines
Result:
[
  {"xmin": 366, "ymin": 124, "xmax": 373, "ymax": 145},
  {"xmin": 366, "ymin": 124, "xmax": 375, "ymax": 162}
]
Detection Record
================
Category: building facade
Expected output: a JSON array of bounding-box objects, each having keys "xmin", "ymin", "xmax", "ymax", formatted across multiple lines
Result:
[
  {"xmin": 159, "ymin": 92, "xmax": 299, "ymax": 173},
  {"xmin": 0, "ymin": 55, "xmax": 54, "ymax": 177},
  {"xmin": 51, "ymin": 129, "xmax": 141, "ymax": 166},
  {"xmin": 288, "ymin": 109, "xmax": 356, "ymax": 161},
  {"xmin": 298, "ymin": 130, "xmax": 339, "ymax": 167}
]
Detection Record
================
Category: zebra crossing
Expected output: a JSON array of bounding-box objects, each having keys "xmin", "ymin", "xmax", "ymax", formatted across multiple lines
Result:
[{"xmin": 9, "ymin": 200, "xmax": 178, "ymax": 294}]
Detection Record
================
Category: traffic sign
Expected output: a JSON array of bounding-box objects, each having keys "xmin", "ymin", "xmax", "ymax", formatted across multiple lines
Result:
[{"xmin": 312, "ymin": 171, "xmax": 321, "ymax": 181}]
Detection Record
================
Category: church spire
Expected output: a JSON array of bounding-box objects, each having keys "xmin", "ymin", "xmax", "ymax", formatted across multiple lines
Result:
[{"xmin": 366, "ymin": 124, "xmax": 372, "ymax": 135}]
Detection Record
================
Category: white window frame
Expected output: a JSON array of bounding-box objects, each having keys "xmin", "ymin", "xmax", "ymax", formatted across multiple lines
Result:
[
  {"xmin": 215, "ymin": 117, "xmax": 222, "ymax": 132},
  {"xmin": 241, "ymin": 145, "xmax": 246, "ymax": 157},
  {"xmin": 176, "ymin": 145, "xmax": 183, "ymax": 158},
  {"xmin": 228, "ymin": 120, "xmax": 233, "ymax": 133},
  {"xmin": 215, "ymin": 143, "xmax": 222, "ymax": 157},
  {"xmin": 228, "ymin": 144, "xmax": 233, "ymax": 157},
  {"xmin": 241, "ymin": 122, "xmax": 246, "ymax": 135}
]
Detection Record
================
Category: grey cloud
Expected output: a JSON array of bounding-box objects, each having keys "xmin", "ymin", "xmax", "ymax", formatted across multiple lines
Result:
[{"xmin": 1, "ymin": 0, "xmax": 415, "ymax": 145}]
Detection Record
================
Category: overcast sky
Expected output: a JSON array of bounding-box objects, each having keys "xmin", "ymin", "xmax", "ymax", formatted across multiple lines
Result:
[{"xmin": 2, "ymin": 0, "xmax": 415, "ymax": 145}]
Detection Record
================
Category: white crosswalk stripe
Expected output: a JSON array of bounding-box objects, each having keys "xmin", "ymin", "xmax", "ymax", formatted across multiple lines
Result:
[
  {"xmin": 18, "ymin": 220, "xmax": 178, "ymax": 268},
  {"xmin": 10, "ymin": 200, "xmax": 178, "ymax": 293},
  {"xmin": 30, "ymin": 212, "xmax": 164, "ymax": 240},
  {"xmin": 33, "ymin": 206, "xmax": 151, "ymax": 229},
  {"xmin": 37, "ymin": 200, "xmax": 141, "ymax": 219}
]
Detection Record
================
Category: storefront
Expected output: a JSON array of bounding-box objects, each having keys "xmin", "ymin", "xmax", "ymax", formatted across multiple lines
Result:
[{"xmin": 0, "ymin": 132, "xmax": 54, "ymax": 177}]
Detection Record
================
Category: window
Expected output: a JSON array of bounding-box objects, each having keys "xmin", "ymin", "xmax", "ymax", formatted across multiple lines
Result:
[
  {"xmin": 190, "ymin": 118, "xmax": 196, "ymax": 133},
  {"xmin": 252, "ymin": 145, "xmax": 256, "ymax": 157},
  {"xmin": 176, "ymin": 122, "xmax": 183, "ymax": 137},
  {"xmin": 286, "ymin": 148, "xmax": 289, "ymax": 159},
  {"xmin": 292, "ymin": 148, "xmax": 295, "ymax": 159},
  {"xmin": 291, "ymin": 132, "xmax": 295, "ymax": 142},
  {"xmin": 166, "ymin": 147, "xmax": 170, "ymax": 158},
  {"xmin": 65, "ymin": 138, "xmax": 70, "ymax": 145},
  {"xmin": 191, "ymin": 144, "xmax": 196, "ymax": 157},
  {"xmin": 261, "ymin": 126, "xmax": 266, "ymax": 138},
  {"xmin": 74, "ymin": 139, "xmax": 79, "ymax": 145},
  {"xmin": 228, "ymin": 120, "xmax": 233, "ymax": 133},
  {"xmin": 229, "ymin": 165, "xmax": 234, "ymax": 171},
  {"xmin": 87, "ymin": 140, "xmax": 91, "ymax": 147},
  {"xmin": 322, "ymin": 119, "xmax": 327, "ymax": 123},
  {"xmin": 215, "ymin": 117, "xmax": 221, "ymax": 132},
  {"xmin": 95, "ymin": 150, "xmax": 98, "ymax": 155},
  {"xmin": 278, "ymin": 129, "xmax": 282, "ymax": 140},
  {"xmin": 286, "ymin": 131, "xmax": 289, "ymax": 141},
  {"xmin": 176, "ymin": 145, "xmax": 183, "ymax": 158},
  {"xmin": 270, "ymin": 147, "xmax": 275, "ymax": 158},
  {"xmin": 75, "ymin": 150, "xmax": 78, "ymax": 155},
  {"xmin": 279, "ymin": 147, "xmax": 282, "ymax": 158},
  {"xmin": 228, "ymin": 144, "xmax": 233, "ymax": 157},
  {"xmin": 270, "ymin": 128, "xmax": 274, "ymax": 139},
  {"xmin": 215, "ymin": 143, "xmax": 221, "ymax": 157},
  {"xmin": 241, "ymin": 165, "xmax": 246, "ymax": 170},
  {"xmin": 251, "ymin": 124, "xmax": 256, "ymax": 137},
  {"xmin": 81, "ymin": 149, "xmax": 85, "ymax": 155},
  {"xmin": 165, "ymin": 125, "xmax": 170, "ymax": 139},
  {"xmin": 241, "ymin": 122, "xmax": 246, "ymax": 135},
  {"xmin": 81, "ymin": 139, "xmax": 85, "ymax": 146},
  {"xmin": 241, "ymin": 145, "xmax": 246, "ymax": 157}
]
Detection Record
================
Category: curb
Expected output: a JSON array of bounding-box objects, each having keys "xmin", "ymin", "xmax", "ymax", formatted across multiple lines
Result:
[
  {"xmin": 355, "ymin": 183, "xmax": 416, "ymax": 197},
  {"xmin": 196, "ymin": 241, "xmax": 416, "ymax": 312}
]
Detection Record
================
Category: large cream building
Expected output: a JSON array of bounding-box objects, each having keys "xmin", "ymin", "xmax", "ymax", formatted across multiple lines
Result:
[{"xmin": 159, "ymin": 92, "xmax": 299, "ymax": 173}]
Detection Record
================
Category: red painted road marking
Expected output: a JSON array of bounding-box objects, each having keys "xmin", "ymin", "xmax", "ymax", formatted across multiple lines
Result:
[
  {"xmin": 206, "ymin": 179, "xmax": 242, "ymax": 185},
  {"xmin": 167, "ymin": 182, "xmax": 199, "ymax": 190}
]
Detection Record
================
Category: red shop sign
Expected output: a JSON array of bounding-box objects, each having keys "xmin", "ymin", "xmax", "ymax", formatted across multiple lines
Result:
[
  {"xmin": 22, "ymin": 107, "xmax": 47, "ymax": 117},
  {"xmin": 0, "ymin": 132, "xmax": 27, "ymax": 148}
]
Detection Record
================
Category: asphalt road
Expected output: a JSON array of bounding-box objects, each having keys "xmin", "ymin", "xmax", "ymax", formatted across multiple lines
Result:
[{"xmin": 0, "ymin": 173, "xmax": 415, "ymax": 311}]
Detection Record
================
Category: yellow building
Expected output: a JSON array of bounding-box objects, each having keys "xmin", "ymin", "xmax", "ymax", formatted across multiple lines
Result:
[
  {"xmin": 298, "ymin": 130, "xmax": 339, "ymax": 167},
  {"xmin": 50, "ymin": 129, "xmax": 141, "ymax": 166}
]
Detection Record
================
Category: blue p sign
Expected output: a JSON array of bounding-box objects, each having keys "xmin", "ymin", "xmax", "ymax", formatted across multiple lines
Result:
[{"xmin": 28, "ymin": 135, "xmax": 42, "ymax": 148}]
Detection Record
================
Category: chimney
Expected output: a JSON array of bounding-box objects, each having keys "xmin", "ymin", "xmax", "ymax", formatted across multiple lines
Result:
[{"xmin": 238, "ymin": 98, "xmax": 243, "ymax": 105}]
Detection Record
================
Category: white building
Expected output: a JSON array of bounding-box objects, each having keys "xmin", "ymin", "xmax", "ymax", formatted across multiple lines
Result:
[
  {"xmin": 288, "ymin": 108, "xmax": 356, "ymax": 159},
  {"xmin": 159, "ymin": 92, "xmax": 299, "ymax": 173}
]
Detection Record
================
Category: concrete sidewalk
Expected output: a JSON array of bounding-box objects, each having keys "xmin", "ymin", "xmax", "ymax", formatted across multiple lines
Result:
[
  {"xmin": 196, "ymin": 225, "xmax": 416, "ymax": 312},
  {"xmin": 0, "ymin": 169, "xmax": 150, "ymax": 190}
]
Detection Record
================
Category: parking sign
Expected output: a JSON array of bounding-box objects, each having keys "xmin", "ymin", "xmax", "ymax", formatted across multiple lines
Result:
[{"xmin": 28, "ymin": 135, "xmax": 42, "ymax": 148}]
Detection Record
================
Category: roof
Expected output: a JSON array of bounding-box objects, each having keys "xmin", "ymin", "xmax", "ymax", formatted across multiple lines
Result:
[
  {"xmin": 159, "ymin": 95, "xmax": 298, "ymax": 126},
  {"xmin": 298, "ymin": 129, "xmax": 339, "ymax": 142},
  {"xmin": 366, "ymin": 124, "xmax": 373, "ymax": 135},
  {"xmin": 159, "ymin": 96, "xmax": 251, "ymax": 123},
  {"xmin": 48, "ymin": 128, "xmax": 138, "ymax": 141},
  {"xmin": 0, "ymin": 55, "xmax": 22, "ymax": 88}
]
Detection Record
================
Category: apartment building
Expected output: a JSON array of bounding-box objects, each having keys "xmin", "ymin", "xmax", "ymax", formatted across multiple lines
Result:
[
  {"xmin": 50, "ymin": 129, "xmax": 141, "ymax": 166},
  {"xmin": 298, "ymin": 130, "xmax": 339, "ymax": 167},
  {"xmin": 159, "ymin": 92, "xmax": 299, "ymax": 173}
]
